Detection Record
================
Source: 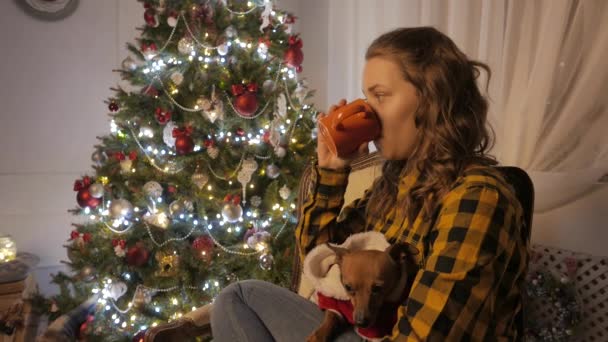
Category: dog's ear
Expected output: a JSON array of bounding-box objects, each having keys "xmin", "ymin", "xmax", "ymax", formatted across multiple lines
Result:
[
  {"xmin": 326, "ymin": 242, "xmax": 348, "ymax": 264},
  {"xmin": 386, "ymin": 242, "xmax": 419, "ymax": 264}
]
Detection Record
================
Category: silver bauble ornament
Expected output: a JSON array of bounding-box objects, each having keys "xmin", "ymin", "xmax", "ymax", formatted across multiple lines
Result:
[
  {"xmin": 311, "ymin": 127, "xmax": 318, "ymax": 140},
  {"xmin": 169, "ymin": 200, "xmax": 185, "ymax": 217},
  {"xmin": 170, "ymin": 71, "xmax": 184, "ymax": 85},
  {"xmin": 109, "ymin": 199, "xmax": 133, "ymax": 218},
  {"xmin": 178, "ymin": 37, "xmax": 195, "ymax": 55},
  {"xmin": 250, "ymin": 196, "xmax": 262, "ymax": 207},
  {"xmin": 163, "ymin": 121, "xmax": 178, "ymax": 147},
  {"xmin": 259, "ymin": 252, "xmax": 274, "ymax": 271},
  {"xmin": 222, "ymin": 203, "xmax": 243, "ymax": 223},
  {"xmin": 80, "ymin": 266, "xmax": 95, "ymax": 282},
  {"xmin": 225, "ymin": 26, "xmax": 237, "ymax": 38},
  {"xmin": 91, "ymin": 150, "xmax": 107, "ymax": 165},
  {"xmin": 262, "ymin": 79, "xmax": 275, "ymax": 93},
  {"xmin": 88, "ymin": 183, "xmax": 104, "ymax": 199},
  {"xmin": 217, "ymin": 43, "xmax": 229, "ymax": 56},
  {"xmin": 143, "ymin": 181, "xmax": 163, "ymax": 198},
  {"xmin": 266, "ymin": 164, "xmax": 280, "ymax": 179},
  {"xmin": 191, "ymin": 172, "xmax": 209, "ymax": 190},
  {"xmin": 121, "ymin": 56, "xmax": 138, "ymax": 71}
]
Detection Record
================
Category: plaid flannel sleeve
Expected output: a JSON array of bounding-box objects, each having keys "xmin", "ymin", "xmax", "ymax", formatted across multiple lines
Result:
[
  {"xmin": 295, "ymin": 164, "xmax": 369, "ymax": 259},
  {"xmin": 389, "ymin": 183, "xmax": 519, "ymax": 341}
]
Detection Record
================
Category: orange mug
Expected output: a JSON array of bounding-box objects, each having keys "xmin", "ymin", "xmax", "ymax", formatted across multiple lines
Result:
[{"xmin": 318, "ymin": 99, "xmax": 381, "ymax": 158}]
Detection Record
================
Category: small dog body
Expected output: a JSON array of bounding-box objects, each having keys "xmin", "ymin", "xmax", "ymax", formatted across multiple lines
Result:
[{"xmin": 303, "ymin": 231, "xmax": 419, "ymax": 342}]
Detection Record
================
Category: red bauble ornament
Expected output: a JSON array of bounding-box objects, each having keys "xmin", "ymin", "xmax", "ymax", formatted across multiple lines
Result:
[
  {"xmin": 126, "ymin": 242, "xmax": 150, "ymax": 267},
  {"xmin": 233, "ymin": 93, "xmax": 259, "ymax": 117},
  {"xmin": 108, "ymin": 102, "xmax": 119, "ymax": 112},
  {"xmin": 144, "ymin": 8, "xmax": 158, "ymax": 27},
  {"xmin": 284, "ymin": 35, "xmax": 304, "ymax": 72},
  {"xmin": 236, "ymin": 128, "xmax": 245, "ymax": 136},
  {"xmin": 175, "ymin": 135, "xmax": 194, "ymax": 155},
  {"xmin": 155, "ymin": 108, "xmax": 172, "ymax": 125},
  {"xmin": 76, "ymin": 188, "xmax": 101, "ymax": 209},
  {"xmin": 192, "ymin": 236, "xmax": 214, "ymax": 261},
  {"xmin": 284, "ymin": 47, "xmax": 303, "ymax": 71}
]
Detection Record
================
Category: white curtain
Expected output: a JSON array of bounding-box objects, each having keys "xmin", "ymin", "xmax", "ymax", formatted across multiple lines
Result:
[{"xmin": 326, "ymin": 0, "xmax": 608, "ymax": 212}]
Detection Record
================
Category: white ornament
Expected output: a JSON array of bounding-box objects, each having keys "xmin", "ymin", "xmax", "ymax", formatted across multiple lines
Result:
[
  {"xmin": 170, "ymin": 71, "xmax": 184, "ymax": 86},
  {"xmin": 207, "ymin": 146, "xmax": 219, "ymax": 159},
  {"xmin": 163, "ymin": 121, "xmax": 178, "ymax": 147},
  {"xmin": 237, "ymin": 170, "xmax": 252, "ymax": 185},
  {"xmin": 144, "ymin": 211, "xmax": 169, "ymax": 229},
  {"xmin": 110, "ymin": 199, "xmax": 133, "ymax": 218},
  {"xmin": 120, "ymin": 159, "xmax": 133, "ymax": 173},
  {"xmin": 107, "ymin": 281, "xmax": 128, "ymax": 300},
  {"xmin": 279, "ymin": 185, "xmax": 291, "ymax": 200},
  {"xmin": 217, "ymin": 43, "xmax": 229, "ymax": 56},
  {"xmin": 275, "ymin": 146, "xmax": 287, "ymax": 158},
  {"xmin": 88, "ymin": 183, "xmax": 104, "ymax": 198},
  {"xmin": 295, "ymin": 81, "xmax": 308, "ymax": 103},
  {"xmin": 143, "ymin": 181, "xmax": 163, "ymax": 198},
  {"xmin": 178, "ymin": 37, "xmax": 195, "ymax": 55},
  {"xmin": 242, "ymin": 158, "xmax": 259, "ymax": 172},
  {"xmin": 276, "ymin": 93, "xmax": 287, "ymax": 118},
  {"xmin": 191, "ymin": 172, "xmax": 209, "ymax": 190},
  {"xmin": 167, "ymin": 15, "xmax": 178, "ymax": 27},
  {"xmin": 114, "ymin": 245, "xmax": 126, "ymax": 258},
  {"xmin": 259, "ymin": 1, "xmax": 273, "ymax": 32},
  {"xmin": 222, "ymin": 203, "xmax": 243, "ymax": 223}
]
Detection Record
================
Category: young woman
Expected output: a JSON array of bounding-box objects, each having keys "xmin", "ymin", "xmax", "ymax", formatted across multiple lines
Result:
[{"xmin": 210, "ymin": 27, "xmax": 528, "ymax": 341}]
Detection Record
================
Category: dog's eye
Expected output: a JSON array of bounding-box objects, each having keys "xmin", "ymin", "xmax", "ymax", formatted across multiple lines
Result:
[{"xmin": 371, "ymin": 285, "xmax": 383, "ymax": 294}]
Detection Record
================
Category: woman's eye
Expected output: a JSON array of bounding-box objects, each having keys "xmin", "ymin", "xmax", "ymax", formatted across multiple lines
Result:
[
  {"xmin": 371, "ymin": 285, "xmax": 383, "ymax": 293},
  {"xmin": 375, "ymin": 94, "xmax": 385, "ymax": 101},
  {"xmin": 344, "ymin": 284, "xmax": 353, "ymax": 293}
]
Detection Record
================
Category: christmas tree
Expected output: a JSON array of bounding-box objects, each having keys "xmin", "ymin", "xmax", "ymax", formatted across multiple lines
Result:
[{"xmin": 43, "ymin": 0, "xmax": 316, "ymax": 339}]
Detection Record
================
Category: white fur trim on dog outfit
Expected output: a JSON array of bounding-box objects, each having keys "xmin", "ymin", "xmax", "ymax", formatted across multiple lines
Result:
[{"xmin": 302, "ymin": 231, "xmax": 390, "ymax": 301}]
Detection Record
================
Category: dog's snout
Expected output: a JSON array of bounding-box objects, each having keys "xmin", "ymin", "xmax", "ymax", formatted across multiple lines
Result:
[{"xmin": 354, "ymin": 312, "xmax": 370, "ymax": 327}]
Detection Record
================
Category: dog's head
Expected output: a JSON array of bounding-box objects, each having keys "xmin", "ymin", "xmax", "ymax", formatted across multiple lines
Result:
[{"xmin": 327, "ymin": 242, "xmax": 419, "ymax": 328}]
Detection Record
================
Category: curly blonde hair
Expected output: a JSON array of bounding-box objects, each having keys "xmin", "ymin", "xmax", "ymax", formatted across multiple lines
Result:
[{"xmin": 365, "ymin": 27, "xmax": 497, "ymax": 223}]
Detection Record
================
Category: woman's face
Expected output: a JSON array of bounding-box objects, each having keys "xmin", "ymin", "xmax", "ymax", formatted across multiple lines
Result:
[{"xmin": 362, "ymin": 56, "xmax": 420, "ymax": 160}]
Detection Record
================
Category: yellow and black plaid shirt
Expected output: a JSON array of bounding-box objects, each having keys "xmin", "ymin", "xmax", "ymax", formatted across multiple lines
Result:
[{"xmin": 295, "ymin": 164, "xmax": 529, "ymax": 341}]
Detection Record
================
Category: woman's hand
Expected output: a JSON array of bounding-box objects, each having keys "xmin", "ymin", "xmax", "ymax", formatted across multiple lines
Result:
[{"xmin": 316, "ymin": 99, "xmax": 369, "ymax": 170}]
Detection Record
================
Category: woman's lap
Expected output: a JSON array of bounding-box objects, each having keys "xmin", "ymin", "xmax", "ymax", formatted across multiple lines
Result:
[{"xmin": 210, "ymin": 279, "xmax": 363, "ymax": 342}]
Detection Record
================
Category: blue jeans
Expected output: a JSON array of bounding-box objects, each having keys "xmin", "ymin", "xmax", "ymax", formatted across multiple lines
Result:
[{"xmin": 210, "ymin": 279, "xmax": 364, "ymax": 342}]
